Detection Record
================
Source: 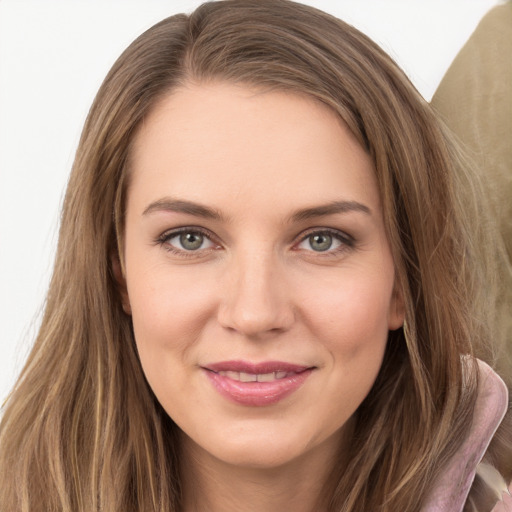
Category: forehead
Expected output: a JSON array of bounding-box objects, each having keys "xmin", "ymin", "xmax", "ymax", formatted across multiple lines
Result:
[{"xmin": 128, "ymin": 82, "xmax": 380, "ymax": 217}]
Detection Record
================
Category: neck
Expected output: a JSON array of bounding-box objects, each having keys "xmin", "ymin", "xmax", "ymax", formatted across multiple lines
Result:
[{"xmin": 179, "ymin": 424, "xmax": 353, "ymax": 512}]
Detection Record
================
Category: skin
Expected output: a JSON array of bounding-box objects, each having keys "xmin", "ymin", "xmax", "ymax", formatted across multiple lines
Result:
[{"xmin": 119, "ymin": 82, "xmax": 404, "ymax": 512}]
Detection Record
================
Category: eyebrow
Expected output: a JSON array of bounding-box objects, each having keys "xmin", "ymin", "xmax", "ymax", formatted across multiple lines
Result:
[
  {"xmin": 142, "ymin": 197, "xmax": 224, "ymax": 220},
  {"xmin": 290, "ymin": 200, "xmax": 371, "ymax": 222},
  {"xmin": 142, "ymin": 197, "xmax": 371, "ymax": 222}
]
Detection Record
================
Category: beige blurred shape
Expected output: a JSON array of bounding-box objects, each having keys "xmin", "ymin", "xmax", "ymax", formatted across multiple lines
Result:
[{"xmin": 432, "ymin": 2, "xmax": 512, "ymax": 383}]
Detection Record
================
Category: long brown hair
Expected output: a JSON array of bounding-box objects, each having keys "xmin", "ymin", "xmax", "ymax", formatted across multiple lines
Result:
[{"xmin": 0, "ymin": 1, "xmax": 509, "ymax": 510}]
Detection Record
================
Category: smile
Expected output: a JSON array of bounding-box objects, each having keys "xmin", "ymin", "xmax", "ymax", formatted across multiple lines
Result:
[
  {"xmin": 202, "ymin": 360, "xmax": 314, "ymax": 407},
  {"xmin": 216, "ymin": 370, "xmax": 292, "ymax": 382}
]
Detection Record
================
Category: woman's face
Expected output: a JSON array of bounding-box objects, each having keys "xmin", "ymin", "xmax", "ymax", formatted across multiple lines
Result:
[{"xmin": 121, "ymin": 82, "xmax": 404, "ymax": 470}]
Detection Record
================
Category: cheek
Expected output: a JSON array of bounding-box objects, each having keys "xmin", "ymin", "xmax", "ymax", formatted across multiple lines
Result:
[
  {"xmin": 278, "ymin": 271, "xmax": 393, "ymax": 444},
  {"xmin": 302, "ymin": 271, "xmax": 394, "ymax": 354},
  {"xmin": 126, "ymin": 265, "xmax": 217, "ymax": 379},
  {"xmin": 129, "ymin": 262, "xmax": 214, "ymax": 328},
  {"xmin": 305, "ymin": 273, "xmax": 392, "ymax": 416}
]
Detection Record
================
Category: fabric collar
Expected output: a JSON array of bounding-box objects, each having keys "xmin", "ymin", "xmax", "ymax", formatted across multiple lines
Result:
[{"xmin": 421, "ymin": 359, "xmax": 509, "ymax": 511}]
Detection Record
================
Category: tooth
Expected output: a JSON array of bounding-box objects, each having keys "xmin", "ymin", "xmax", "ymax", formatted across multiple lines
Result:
[
  {"xmin": 219, "ymin": 371, "xmax": 240, "ymax": 380},
  {"xmin": 275, "ymin": 371, "xmax": 288, "ymax": 379},
  {"xmin": 257, "ymin": 372, "xmax": 275, "ymax": 382},
  {"xmin": 239, "ymin": 372, "xmax": 257, "ymax": 382}
]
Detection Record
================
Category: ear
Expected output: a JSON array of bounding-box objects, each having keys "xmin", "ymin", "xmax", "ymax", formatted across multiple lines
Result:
[
  {"xmin": 388, "ymin": 279, "xmax": 405, "ymax": 331},
  {"xmin": 111, "ymin": 254, "xmax": 132, "ymax": 315}
]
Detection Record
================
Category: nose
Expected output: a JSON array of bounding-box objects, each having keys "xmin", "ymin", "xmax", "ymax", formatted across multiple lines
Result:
[{"xmin": 217, "ymin": 251, "xmax": 295, "ymax": 338}]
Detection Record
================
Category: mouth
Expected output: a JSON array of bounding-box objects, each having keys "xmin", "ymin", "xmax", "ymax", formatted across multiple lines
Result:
[
  {"xmin": 202, "ymin": 360, "xmax": 315, "ymax": 406},
  {"xmin": 215, "ymin": 370, "xmax": 297, "ymax": 382}
]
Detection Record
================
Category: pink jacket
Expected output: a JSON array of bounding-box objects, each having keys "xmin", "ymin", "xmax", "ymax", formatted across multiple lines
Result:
[{"xmin": 421, "ymin": 360, "xmax": 510, "ymax": 511}]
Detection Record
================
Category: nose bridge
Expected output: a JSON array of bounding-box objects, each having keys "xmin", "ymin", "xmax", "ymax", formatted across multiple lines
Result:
[{"xmin": 218, "ymin": 246, "xmax": 293, "ymax": 336}]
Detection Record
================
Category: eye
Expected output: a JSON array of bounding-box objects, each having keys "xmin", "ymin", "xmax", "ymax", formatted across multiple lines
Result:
[
  {"xmin": 158, "ymin": 228, "xmax": 218, "ymax": 253},
  {"xmin": 296, "ymin": 229, "xmax": 353, "ymax": 253}
]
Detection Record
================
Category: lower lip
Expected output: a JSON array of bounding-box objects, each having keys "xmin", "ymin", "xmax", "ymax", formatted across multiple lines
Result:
[{"xmin": 204, "ymin": 369, "xmax": 313, "ymax": 406}]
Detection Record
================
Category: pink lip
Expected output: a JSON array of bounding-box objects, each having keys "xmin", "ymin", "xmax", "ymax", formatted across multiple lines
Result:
[{"xmin": 202, "ymin": 360, "xmax": 314, "ymax": 407}]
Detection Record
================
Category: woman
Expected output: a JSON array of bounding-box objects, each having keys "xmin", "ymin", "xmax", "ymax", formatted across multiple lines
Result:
[{"xmin": 0, "ymin": 1, "xmax": 510, "ymax": 510}]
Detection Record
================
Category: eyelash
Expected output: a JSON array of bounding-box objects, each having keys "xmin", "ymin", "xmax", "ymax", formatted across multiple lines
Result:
[
  {"xmin": 156, "ymin": 226, "xmax": 220, "ymax": 258},
  {"xmin": 295, "ymin": 227, "xmax": 355, "ymax": 257},
  {"xmin": 155, "ymin": 226, "xmax": 355, "ymax": 257}
]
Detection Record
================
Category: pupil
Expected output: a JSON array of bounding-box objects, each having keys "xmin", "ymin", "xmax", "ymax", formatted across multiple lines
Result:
[
  {"xmin": 180, "ymin": 232, "xmax": 203, "ymax": 250},
  {"xmin": 310, "ymin": 233, "xmax": 332, "ymax": 251}
]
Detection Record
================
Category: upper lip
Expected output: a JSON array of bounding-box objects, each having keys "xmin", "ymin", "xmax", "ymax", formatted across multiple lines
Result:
[{"xmin": 203, "ymin": 360, "xmax": 313, "ymax": 374}]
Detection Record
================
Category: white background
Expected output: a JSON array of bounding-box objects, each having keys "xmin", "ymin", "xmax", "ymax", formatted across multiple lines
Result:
[{"xmin": 0, "ymin": 0, "xmax": 500, "ymax": 405}]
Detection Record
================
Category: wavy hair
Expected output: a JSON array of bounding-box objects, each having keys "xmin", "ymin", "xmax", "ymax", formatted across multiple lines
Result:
[{"xmin": 0, "ymin": 1, "xmax": 509, "ymax": 511}]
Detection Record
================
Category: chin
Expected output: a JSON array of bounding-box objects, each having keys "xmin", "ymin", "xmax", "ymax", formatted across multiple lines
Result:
[{"xmin": 182, "ymin": 421, "xmax": 343, "ymax": 472}]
